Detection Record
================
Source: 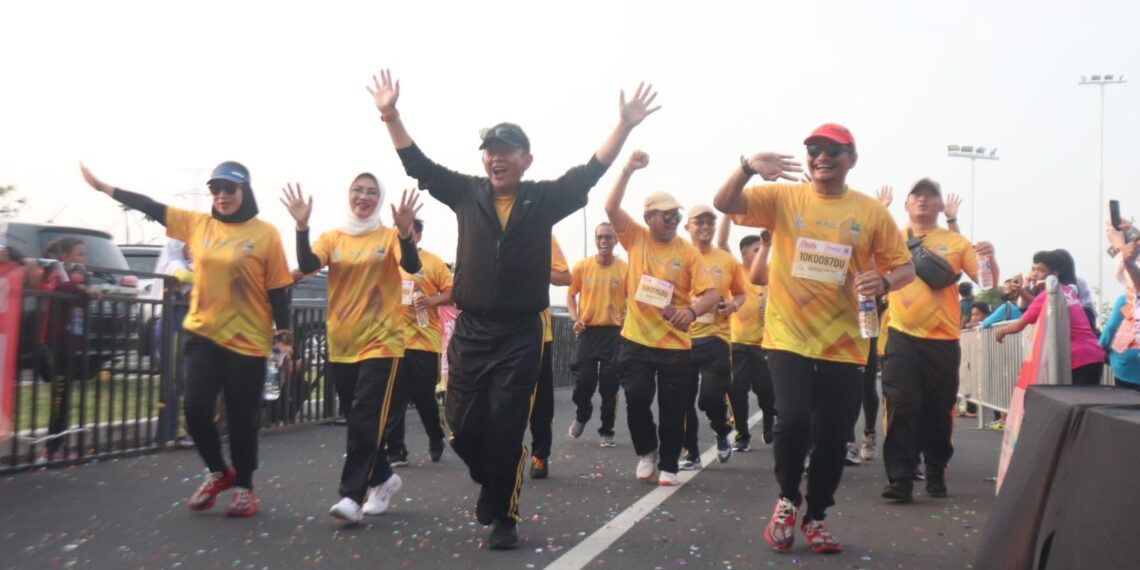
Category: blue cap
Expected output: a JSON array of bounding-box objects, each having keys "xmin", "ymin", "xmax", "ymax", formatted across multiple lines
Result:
[{"xmin": 208, "ymin": 161, "xmax": 251, "ymax": 186}]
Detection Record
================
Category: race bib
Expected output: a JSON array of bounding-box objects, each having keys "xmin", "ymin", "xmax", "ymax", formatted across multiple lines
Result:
[
  {"xmin": 791, "ymin": 238, "xmax": 852, "ymax": 285},
  {"xmin": 401, "ymin": 280, "xmax": 415, "ymax": 306},
  {"xmin": 635, "ymin": 274, "xmax": 674, "ymax": 309}
]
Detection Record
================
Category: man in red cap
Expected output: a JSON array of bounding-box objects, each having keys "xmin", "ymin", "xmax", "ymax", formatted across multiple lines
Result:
[{"xmin": 713, "ymin": 124, "xmax": 915, "ymax": 554}]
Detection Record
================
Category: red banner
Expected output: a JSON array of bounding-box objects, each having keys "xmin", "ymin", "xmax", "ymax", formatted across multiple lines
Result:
[{"xmin": 0, "ymin": 262, "xmax": 24, "ymax": 441}]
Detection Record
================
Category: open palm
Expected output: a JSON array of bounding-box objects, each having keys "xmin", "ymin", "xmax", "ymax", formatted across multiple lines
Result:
[
  {"xmin": 367, "ymin": 69, "xmax": 400, "ymax": 114},
  {"xmin": 279, "ymin": 183, "xmax": 312, "ymax": 228},
  {"xmin": 619, "ymin": 82, "xmax": 661, "ymax": 128}
]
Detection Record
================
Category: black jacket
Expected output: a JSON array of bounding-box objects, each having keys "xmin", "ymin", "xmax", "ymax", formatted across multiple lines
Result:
[{"xmin": 397, "ymin": 144, "xmax": 608, "ymax": 317}]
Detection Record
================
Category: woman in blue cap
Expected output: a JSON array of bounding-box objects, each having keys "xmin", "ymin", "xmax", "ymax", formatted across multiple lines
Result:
[{"xmin": 80, "ymin": 161, "xmax": 293, "ymax": 517}]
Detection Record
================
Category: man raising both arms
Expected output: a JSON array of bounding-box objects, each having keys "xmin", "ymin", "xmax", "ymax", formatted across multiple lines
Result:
[
  {"xmin": 567, "ymin": 223, "xmax": 629, "ymax": 448},
  {"xmin": 369, "ymin": 69, "xmax": 659, "ymax": 550},
  {"xmin": 605, "ymin": 150, "xmax": 719, "ymax": 487},
  {"xmin": 714, "ymin": 124, "xmax": 914, "ymax": 554}
]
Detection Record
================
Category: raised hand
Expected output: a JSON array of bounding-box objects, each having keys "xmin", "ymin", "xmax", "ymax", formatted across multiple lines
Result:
[
  {"xmin": 944, "ymin": 192, "xmax": 963, "ymax": 219},
  {"xmin": 79, "ymin": 162, "xmax": 115, "ymax": 196},
  {"xmin": 876, "ymin": 185, "xmax": 893, "ymax": 208},
  {"xmin": 279, "ymin": 183, "xmax": 313, "ymax": 230},
  {"xmin": 367, "ymin": 69, "xmax": 401, "ymax": 115},
  {"xmin": 618, "ymin": 82, "xmax": 661, "ymax": 129},
  {"xmin": 624, "ymin": 150, "xmax": 650, "ymax": 173},
  {"xmin": 391, "ymin": 188, "xmax": 423, "ymax": 237},
  {"xmin": 745, "ymin": 153, "xmax": 803, "ymax": 182}
]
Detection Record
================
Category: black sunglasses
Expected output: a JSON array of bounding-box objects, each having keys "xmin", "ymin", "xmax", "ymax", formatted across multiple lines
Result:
[
  {"xmin": 479, "ymin": 125, "xmax": 524, "ymax": 141},
  {"xmin": 661, "ymin": 211, "xmax": 683, "ymax": 224},
  {"xmin": 208, "ymin": 181, "xmax": 239, "ymax": 196},
  {"xmin": 806, "ymin": 143, "xmax": 853, "ymax": 159}
]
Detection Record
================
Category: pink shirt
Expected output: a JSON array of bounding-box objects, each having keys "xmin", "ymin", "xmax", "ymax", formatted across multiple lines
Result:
[{"xmin": 1021, "ymin": 285, "xmax": 1105, "ymax": 369}]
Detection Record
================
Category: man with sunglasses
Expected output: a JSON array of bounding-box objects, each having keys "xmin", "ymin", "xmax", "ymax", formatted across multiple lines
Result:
[
  {"xmin": 368, "ymin": 69, "xmax": 659, "ymax": 550},
  {"xmin": 679, "ymin": 205, "xmax": 746, "ymax": 469},
  {"xmin": 604, "ymin": 150, "xmax": 720, "ymax": 487},
  {"xmin": 714, "ymin": 124, "xmax": 915, "ymax": 554},
  {"xmin": 566, "ymin": 223, "xmax": 628, "ymax": 448}
]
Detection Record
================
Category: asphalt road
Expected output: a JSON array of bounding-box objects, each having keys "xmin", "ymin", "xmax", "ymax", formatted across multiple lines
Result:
[{"xmin": 0, "ymin": 388, "xmax": 1001, "ymax": 569}]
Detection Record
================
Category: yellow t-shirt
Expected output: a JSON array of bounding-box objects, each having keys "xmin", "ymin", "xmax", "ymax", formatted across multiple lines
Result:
[
  {"xmin": 400, "ymin": 249, "xmax": 453, "ymax": 353},
  {"xmin": 166, "ymin": 208, "xmax": 292, "ymax": 357},
  {"xmin": 616, "ymin": 222, "xmax": 715, "ymax": 350},
  {"xmin": 731, "ymin": 267, "xmax": 767, "ymax": 347},
  {"xmin": 732, "ymin": 183, "xmax": 911, "ymax": 365},
  {"xmin": 542, "ymin": 235, "xmax": 570, "ymax": 342},
  {"xmin": 568, "ymin": 256, "xmax": 629, "ymax": 327},
  {"xmin": 494, "ymin": 195, "xmax": 516, "ymax": 229},
  {"xmin": 689, "ymin": 248, "xmax": 746, "ymax": 342},
  {"xmin": 888, "ymin": 227, "xmax": 978, "ymax": 341},
  {"xmin": 312, "ymin": 228, "xmax": 406, "ymax": 363}
]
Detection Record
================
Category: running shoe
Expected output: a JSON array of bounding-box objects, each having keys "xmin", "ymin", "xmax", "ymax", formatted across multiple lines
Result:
[
  {"xmin": 429, "ymin": 439, "xmax": 445, "ymax": 463},
  {"xmin": 679, "ymin": 454, "xmax": 702, "ymax": 471},
  {"xmin": 732, "ymin": 437, "xmax": 751, "ymax": 453},
  {"xmin": 530, "ymin": 456, "xmax": 548, "ymax": 479},
  {"xmin": 488, "ymin": 519, "xmax": 519, "ymax": 550},
  {"xmin": 569, "ymin": 420, "xmax": 584, "ymax": 439},
  {"xmin": 657, "ymin": 470, "xmax": 679, "ymax": 486},
  {"xmin": 225, "ymin": 487, "xmax": 258, "ymax": 517},
  {"xmin": 987, "ymin": 420, "xmax": 1005, "ymax": 431},
  {"xmin": 188, "ymin": 467, "xmax": 236, "ymax": 512},
  {"xmin": 860, "ymin": 433, "xmax": 877, "ymax": 461},
  {"xmin": 599, "ymin": 435, "xmax": 617, "ymax": 448},
  {"xmin": 764, "ymin": 496, "xmax": 800, "ymax": 551},
  {"xmin": 844, "ymin": 442, "xmax": 862, "ymax": 466},
  {"xmin": 362, "ymin": 473, "xmax": 403, "ymax": 515},
  {"xmin": 881, "ymin": 479, "xmax": 914, "ymax": 503},
  {"xmin": 636, "ymin": 452, "xmax": 658, "ymax": 481},
  {"xmin": 387, "ymin": 451, "xmax": 409, "ymax": 468},
  {"xmin": 801, "ymin": 518, "xmax": 842, "ymax": 554},
  {"xmin": 925, "ymin": 468, "xmax": 948, "ymax": 498},
  {"xmin": 329, "ymin": 497, "xmax": 363, "ymax": 523},
  {"xmin": 716, "ymin": 436, "xmax": 733, "ymax": 464}
]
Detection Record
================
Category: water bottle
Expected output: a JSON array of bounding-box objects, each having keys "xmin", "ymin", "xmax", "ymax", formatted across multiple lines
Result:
[
  {"xmin": 414, "ymin": 293, "xmax": 430, "ymax": 328},
  {"xmin": 857, "ymin": 293, "xmax": 879, "ymax": 339},
  {"xmin": 264, "ymin": 347, "xmax": 282, "ymax": 402},
  {"xmin": 978, "ymin": 255, "xmax": 994, "ymax": 290}
]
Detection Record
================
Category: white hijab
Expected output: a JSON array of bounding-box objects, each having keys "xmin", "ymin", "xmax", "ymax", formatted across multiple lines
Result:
[{"xmin": 338, "ymin": 175, "xmax": 385, "ymax": 236}]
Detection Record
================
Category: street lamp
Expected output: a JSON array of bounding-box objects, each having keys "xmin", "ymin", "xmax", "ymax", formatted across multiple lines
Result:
[
  {"xmin": 1079, "ymin": 73, "xmax": 1126, "ymax": 313},
  {"xmin": 946, "ymin": 145, "xmax": 1000, "ymax": 240}
]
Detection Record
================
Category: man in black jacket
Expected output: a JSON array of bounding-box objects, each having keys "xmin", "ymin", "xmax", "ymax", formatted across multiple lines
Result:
[{"xmin": 368, "ymin": 69, "xmax": 659, "ymax": 549}]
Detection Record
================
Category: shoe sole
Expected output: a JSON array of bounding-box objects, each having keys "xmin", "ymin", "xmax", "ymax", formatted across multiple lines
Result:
[
  {"xmin": 808, "ymin": 544, "xmax": 843, "ymax": 554},
  {"xmin": 882, "ymin": 492, "xmax": 913, "ymax": 503},
  {"xmin": 764, "ymin": 526, "xmax": 794, "ymax": 551},
  {"xmin": 225, "ymin": 507, "xmax": 257, "ymax": 517},
  {"xmin": 330, "ymin": 508, "xmax": 363, "ymax": 524}
]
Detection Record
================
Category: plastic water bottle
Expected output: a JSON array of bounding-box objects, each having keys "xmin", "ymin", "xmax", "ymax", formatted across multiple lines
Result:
[
  {"xmin": 264, "ymin": 347, "xmax": 282, "ymax": 402},
  {"xmin": 414, "ymin": 293, "xmax": 430, "ymax": 327},
  {"xmin": 857, "ymin": 293, "xmax": 879, "ymax": 339},
  {"xmin": 978, "ymin": 255, "xmax": 994, "ymax": 290}
]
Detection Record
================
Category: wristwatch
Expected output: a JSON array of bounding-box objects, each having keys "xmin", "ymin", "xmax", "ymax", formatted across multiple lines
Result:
[{"xmin": 740, "ymin": 155, "xmax": 757, "ymax": 177}]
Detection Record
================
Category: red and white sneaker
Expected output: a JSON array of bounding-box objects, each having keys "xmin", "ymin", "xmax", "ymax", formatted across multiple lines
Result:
[
  {"xmin": 188, "ymin": 468, "xmax": 236, "ymax": 512},
  {"xmin": 225, "ymin": 487, "xmax": 258, "ymax": 517},
  {"xmin": 764, "ymin": 496, "xmax": 800, "ymax": 551},
  {"xmin": 801, "ymin": 518, "xmax": 842, "ymax": 554}
]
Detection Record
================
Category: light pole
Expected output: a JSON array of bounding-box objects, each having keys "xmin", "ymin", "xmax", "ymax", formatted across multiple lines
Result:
[
  {"xmin": 946, "ymin": 145, "xmax": 999, "ymax": 240},
  {"xmin": 1079, "ymin": 73, "xmax": 1126, "ymax": 313}
]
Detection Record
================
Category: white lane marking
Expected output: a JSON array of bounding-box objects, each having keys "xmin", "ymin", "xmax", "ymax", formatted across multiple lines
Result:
[{"xmin": 544, "ymin": 412, "xmax": 763, "ymax": 570}]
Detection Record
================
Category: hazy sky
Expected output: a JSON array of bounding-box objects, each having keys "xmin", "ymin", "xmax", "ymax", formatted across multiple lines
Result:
[{"xmin": 2, "ymin": 0, "xmax": 1137, "ymax": 304}]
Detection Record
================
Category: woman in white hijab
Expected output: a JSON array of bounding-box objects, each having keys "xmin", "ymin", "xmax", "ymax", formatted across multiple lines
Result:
[{"xmin": 282, "ymin": 173, "xmax": 422, "ymax": 525}]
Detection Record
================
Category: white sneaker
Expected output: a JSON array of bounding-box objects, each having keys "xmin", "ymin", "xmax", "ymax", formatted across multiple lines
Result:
[
  {"xmin": 599, "ymin": 435, "xmax": 616, "ymax": 448},
  {"xmin": 329, "ymin": 497, "xmax": 363, "ymax": 524},
  {"xmin": 860, "ymin": 433, "xmax": 877, "ymax": 461},
  {"xmin": 657, "ymin": 470, "xmax": 679, "ymax": 486},
  {"xmin": 844, "ymin": 442, "xmax": 862, "ymax": 466},
  {"xmin": 569, "ymin": 421, "xmax": 584, "ymax": 438},
  {"xmin": 636, "ymin": 452, "xmax": 658, "ymax": 481},
  {"xmin": 362, "ymin": 473, "xmax": 403, "ymax": 515}
]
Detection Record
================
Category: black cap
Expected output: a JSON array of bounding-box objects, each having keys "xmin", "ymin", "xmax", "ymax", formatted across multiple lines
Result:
[
  {"xmin": 909, "ymin": 177, "xmax": 942, "ymax": 197},
  {"xmin": 478, "ymin": 122, "xmax": 530, "ymax": 152}
]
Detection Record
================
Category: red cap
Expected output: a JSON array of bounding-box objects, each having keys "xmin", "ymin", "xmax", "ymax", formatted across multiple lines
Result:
[{"xmin": 803, "ymin": 123, "xmax": 856, "ymax": 147}]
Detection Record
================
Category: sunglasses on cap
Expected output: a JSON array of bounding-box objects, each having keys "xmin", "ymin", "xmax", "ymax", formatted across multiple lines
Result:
[
  {"xmin": 806, "ymin": 143, "xmax": 853, "ymax": 159},
  {"xmin": 208, "ymin": 180, "xmax": 239, "ymax": 196}
]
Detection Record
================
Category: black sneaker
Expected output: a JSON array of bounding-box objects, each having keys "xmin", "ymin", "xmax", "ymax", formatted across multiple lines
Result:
[
  {"xmin": 530, "ymin": 456, "xmax": 548, "ymax": 479},
  {"xmin": 925, "ymin": 469, "xmax": 948, "ymax": 497},
  {"xmin": 475, "ymin": 486, "xmax": 494, "ymax": 525},
  {"xmin": 488, "ymin": 518, "xmax": 519, "ymax": 550},
  {"xmin": 881, "ymin": 479, "xmax": 914, "ymax": 503},
  {"xmin": 387, "ymin": 451, "xmax": 409, "ymax": 468},
  {"xmin": 716, "ymin": 436, "xmax": 732, "ymax": 463},
  {"xmin": 732, "ymin": 437, "xmax": 751, "ymax": 452},
  {"xmin": 428, "ymin": 439, "xmax": 445, "ymax": 463}
]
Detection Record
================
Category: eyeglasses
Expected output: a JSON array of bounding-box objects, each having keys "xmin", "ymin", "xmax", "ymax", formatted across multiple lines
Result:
[
  {"xmin": 595, "ymin": 234, "xmax": 616, "ymax": 241},
  {"xmin": 208, "ymin": 181, "xmax": 238, "ymax": 196},
  {"xmin": 806, "ymin": 143, "xmax": 853, "ymax": 159},
  {"xmin": 351, "ymin": 187, "xmax": 381, "ymax": 197},
  {"xmin": 661, "ymin": 211, "xmax": 683, "ymax": 224}
]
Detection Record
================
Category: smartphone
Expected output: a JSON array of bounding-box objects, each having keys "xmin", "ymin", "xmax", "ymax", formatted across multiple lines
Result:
[{"xmin": 1110, "ymin": 200, "xmax": 1122, "ymax": 231}]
